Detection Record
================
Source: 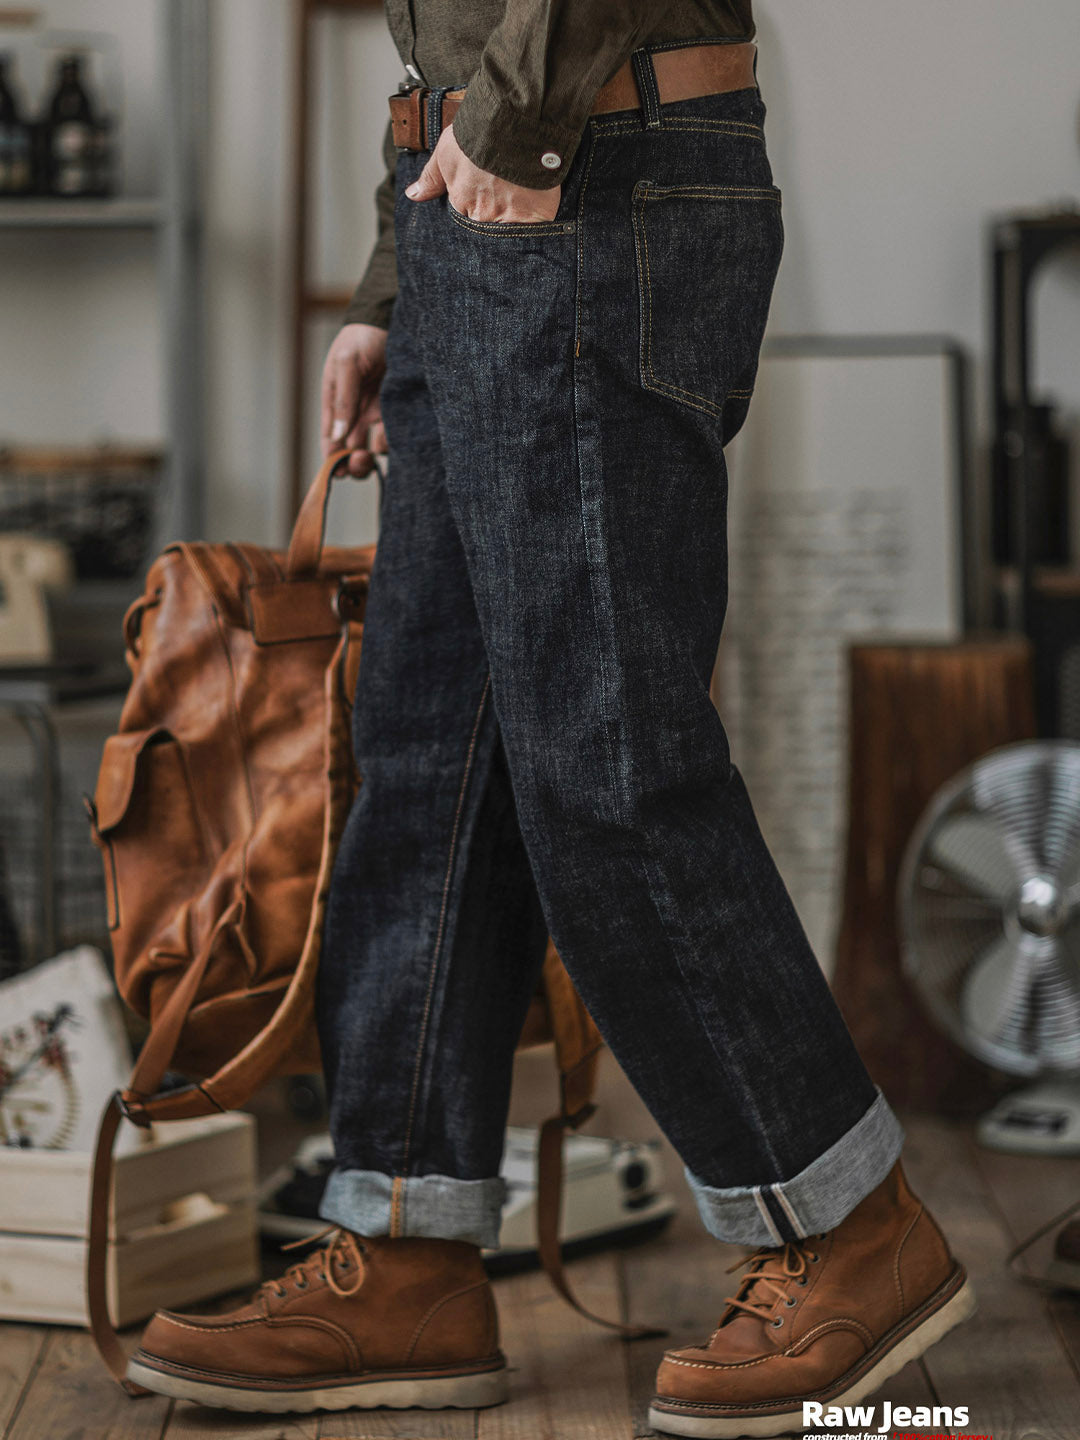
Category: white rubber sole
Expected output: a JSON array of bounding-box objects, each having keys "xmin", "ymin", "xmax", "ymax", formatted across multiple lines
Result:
[
  {"xmin": 648, "ymin": 1274, "xmax": 977, "ymax": 1439},
  {"xmin": 125, "ymin": 1357, "xmax": 509, "ymax": 1413}
]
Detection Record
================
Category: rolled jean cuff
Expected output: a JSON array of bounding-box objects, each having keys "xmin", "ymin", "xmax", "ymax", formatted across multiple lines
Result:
[
  {"xmin": 320, "ymin": 1167, "xmax": 506, "ymax": 1248},
  {"xmin": 685, "ymin": 1089, "xmax": 905, "ymax": 1246}
]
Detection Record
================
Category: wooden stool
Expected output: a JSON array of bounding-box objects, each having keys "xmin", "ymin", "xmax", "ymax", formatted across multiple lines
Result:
[{"xmin": 833, "ymin": 637, "xmax": 1035, "ymax": 1113}]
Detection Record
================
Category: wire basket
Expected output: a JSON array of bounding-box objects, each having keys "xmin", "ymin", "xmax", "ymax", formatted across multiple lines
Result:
[
  {"xmin": 0, "ymin": 446, "xmax": 163, "ymax": 580},
  {"xmin": 0, "ymin": 706, "xmax": 114, "ymax": 981}
]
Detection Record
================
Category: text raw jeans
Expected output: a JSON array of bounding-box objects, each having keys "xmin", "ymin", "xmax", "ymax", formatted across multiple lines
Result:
[{"xmin": 316, "ymin": 72, "xmax": 903, "ymax": 1250}]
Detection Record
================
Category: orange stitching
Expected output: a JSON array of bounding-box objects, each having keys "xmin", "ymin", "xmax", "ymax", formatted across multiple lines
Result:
[
  {"xmin": 790, "ymin": 1317, "xmax": 875, "ymax": 1354},
  {"xmin": 404, "ymin": 1280, "xmax": 490, "ymax": 1361},
  {"xmin": 634, "ymin": 184, "xmax": 777, "ymax": 418},
  {"xmin": 574, "ymin": 131, "xmax": 599, "ymax": 353},
  {"xmin": 447, "ymin": 201, "xmax": 574, "ymax": 238},
  {"xmin": 662, "ymin": 1354, "xmax": 772, "ymax": 1371},
  {"xmin": 591, "ymin": 118, "xmax": 764, "ymax": 139},
  {"xmin": 400, "ymin": 676, "xmax": 491, "ymax": 1173},
  {"xmin": 894, "ymin": 1201, "xmax": 924, "ymax": 1316}
]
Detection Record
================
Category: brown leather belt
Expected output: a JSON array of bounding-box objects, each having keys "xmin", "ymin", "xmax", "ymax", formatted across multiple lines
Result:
[{"xmin": 389, "ymin": 41, "xmax": 757, "ymax": 154}]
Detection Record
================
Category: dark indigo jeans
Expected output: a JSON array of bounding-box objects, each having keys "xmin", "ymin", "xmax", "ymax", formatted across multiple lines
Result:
[{"xmin": 316, "ymin": 68, "xmax": 903, "ymax": 1250}]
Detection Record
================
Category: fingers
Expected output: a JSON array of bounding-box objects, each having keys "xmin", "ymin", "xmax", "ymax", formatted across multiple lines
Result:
[
  {"xmin": 347, "ymin": 448, "xmax": 376, "ymax": 478},
  {"xmin": 406, "ymin": 151, "xmax": 446, "ymax": 203},
  {"xmin": 328, "ymin": 356, "xmax": 361, "ymax": 457},
  {"xmin": 343, "ymin": 418, "xmax": 388, "ymax": 480},
  {"xmin": 319, "ymin": 364, "xmax": 337, "ymax": 459}
]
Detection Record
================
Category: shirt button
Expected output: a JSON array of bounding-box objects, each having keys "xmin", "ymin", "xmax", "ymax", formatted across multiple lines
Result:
[{"xmin": 540, "ymin": 151, "xmax": 562, "ymax": 171}]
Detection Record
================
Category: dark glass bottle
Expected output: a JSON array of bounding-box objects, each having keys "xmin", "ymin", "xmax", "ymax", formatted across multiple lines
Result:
[
  {"xmin": 43, "ymin": 53, "xmax": 105, "ymax": 198},
  {"xmin": 0, "ymin": 53, "xmax": 32, "ymax": 196}
]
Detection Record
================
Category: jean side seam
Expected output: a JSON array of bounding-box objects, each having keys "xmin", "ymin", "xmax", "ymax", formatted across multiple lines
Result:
[
  {"xmin": 573, "ymin": 129, "xmax": 597, "ymax": 356},
  {"xmin": 590, "ymin": 174, "xmax": 782, "ymax": 1173},
  {"xmin": 571, "ymin": 131, "xmax": 625, "ymax": 826},
  {"xmin": 390, "ymin": 1174, "xmax": 405, "ymax": 1237},
  {"xmin": 399, "ymin": 674, "xmax": 492, "ymax": 1174},
  {"xmin": 634, "ymin": 837, "xmax": 785, "ymax": 1180}
]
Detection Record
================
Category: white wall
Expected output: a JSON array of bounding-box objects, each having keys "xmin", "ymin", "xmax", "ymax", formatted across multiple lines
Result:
[
  {"xmin": 754, "ymin": 0, "xmax": 1080, "ymax": 427},
  {"xmin": 1, "ymin": 1, "xmax": 1078, "ymax": 546}
]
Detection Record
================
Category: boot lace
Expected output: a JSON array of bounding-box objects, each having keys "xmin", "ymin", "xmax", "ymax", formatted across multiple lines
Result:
[
  {"xmin": 267, "ymin": 1227, "xmax": 366, "ymax": 1300},
  {"xmin": 720, "ymin": 1237, "xmax": 821, "ymax": 1326}
]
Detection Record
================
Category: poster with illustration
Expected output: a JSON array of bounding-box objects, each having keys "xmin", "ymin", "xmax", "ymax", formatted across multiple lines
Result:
[{"xmin": 0, "ymin": 945, "xmax": 132, "ymax": 1151}]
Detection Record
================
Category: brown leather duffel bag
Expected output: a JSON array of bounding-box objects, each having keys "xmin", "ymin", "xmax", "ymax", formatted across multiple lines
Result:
[{"xmin": 87, "ymin": 451, "xmax": 651, "ymax": 1392}]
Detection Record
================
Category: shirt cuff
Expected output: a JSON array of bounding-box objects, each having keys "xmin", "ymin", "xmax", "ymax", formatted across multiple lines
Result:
[
  {"xmin": 451, "ymin": 70, "xmax": 584, "ymax": 189},
  {"xmin": 341, "ymin": 285, "xmax": 395, "ymax": 331}
]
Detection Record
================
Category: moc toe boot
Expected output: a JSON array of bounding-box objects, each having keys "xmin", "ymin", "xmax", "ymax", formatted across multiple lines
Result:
[
  {"xmin": 650, "ymin": 1162, "xmax": 975, "ymax": 1438},
  {"xmin": 126, "ymin": 1231, "xmax": 507, "ymax": 1413}
]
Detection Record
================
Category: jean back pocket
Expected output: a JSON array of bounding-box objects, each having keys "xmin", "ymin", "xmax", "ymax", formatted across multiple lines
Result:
[{"xmin": 632, "ymin": 180, "xmax": 783, "ymax": 439}]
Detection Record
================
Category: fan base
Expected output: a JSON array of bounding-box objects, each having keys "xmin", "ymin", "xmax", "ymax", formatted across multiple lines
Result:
[{"xmin": 976, "ymin": 1080, "xmax": 1080, "ymax": 1156}]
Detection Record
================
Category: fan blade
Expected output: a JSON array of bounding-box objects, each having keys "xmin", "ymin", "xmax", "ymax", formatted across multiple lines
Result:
[
  {"xmin": 960, "ymin": 934, "xmax": 1033, "ymax": 1047},
  {"xmin": 926, "ymin": 813, "xmax": 1025, "ymax": 902},
  {"xmin": 1032, "ymin": 932, "xmax": 1080, "ymax": 1066}
]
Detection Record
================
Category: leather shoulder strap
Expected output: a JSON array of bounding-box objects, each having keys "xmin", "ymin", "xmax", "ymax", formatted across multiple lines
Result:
[{"xmin": 535, "ymin": 1112, "xmax": 667, "ymax": 1341}]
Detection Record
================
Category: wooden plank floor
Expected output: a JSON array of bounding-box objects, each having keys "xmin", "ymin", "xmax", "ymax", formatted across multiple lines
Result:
[{"xmin": 4, "ymin": 1054, "xmax": 1080, "ymax": 1440}]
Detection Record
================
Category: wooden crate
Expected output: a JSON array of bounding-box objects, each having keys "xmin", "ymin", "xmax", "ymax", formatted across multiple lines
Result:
[{"xmin": 0, "ymin": 1112, "xmax": 259, "ymax": 1328}]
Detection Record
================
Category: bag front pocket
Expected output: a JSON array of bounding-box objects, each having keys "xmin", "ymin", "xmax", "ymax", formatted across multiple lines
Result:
[
  {"xmin": 90, "ymin": 729, "xmax": 210, "ymax": 991},
  {"xmin": 631, "ymin": 180, "xmax": 783, "ymax": 437}
]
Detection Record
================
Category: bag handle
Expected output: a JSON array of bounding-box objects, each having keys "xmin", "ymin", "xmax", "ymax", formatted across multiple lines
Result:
[{"xmin": 285, "ymin": 448, "xmax": 356, "ymax": 579}]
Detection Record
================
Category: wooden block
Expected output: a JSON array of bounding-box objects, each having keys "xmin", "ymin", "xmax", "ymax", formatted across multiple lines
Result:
[
  {"xmin": 0, "ymin": 1198, "xmax": 259, "ymax": 1328},
  {"xmin": 1, "ymin": 1112, "xmax": 257, "ymax": 1238},
  {"xmin": 0, "ymin": 1112, "xmax": 259, "ymax": 1327}
]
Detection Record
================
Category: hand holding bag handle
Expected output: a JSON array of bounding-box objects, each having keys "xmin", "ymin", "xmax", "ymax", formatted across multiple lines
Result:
[{"xmin": 286, "ymin": 447, "xmax": 362, "ymax": 578}]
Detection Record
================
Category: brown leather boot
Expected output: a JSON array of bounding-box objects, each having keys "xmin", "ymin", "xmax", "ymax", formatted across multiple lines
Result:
[
  {"xmin": 649, "ymin": 1162, "xmax": 975, "ymax": 1437},
  {"xmin": 126, "ymin": 1230, "xmax": 507, "ymax": 1413}
]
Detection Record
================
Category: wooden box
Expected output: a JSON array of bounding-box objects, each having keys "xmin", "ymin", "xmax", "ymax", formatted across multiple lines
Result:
[{"xmin": 0, "ymin": 1112, "xmax": 259, "ymax": 1328}]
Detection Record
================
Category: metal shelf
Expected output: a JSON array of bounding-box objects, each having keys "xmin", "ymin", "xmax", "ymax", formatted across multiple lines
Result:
[
  {"xmin": 0, "ymin": 197, "xmax": 164, "ymax": 229},
  {"xmin": 0, "ymin": 0, "xmax": 207, "ymax": 543}
]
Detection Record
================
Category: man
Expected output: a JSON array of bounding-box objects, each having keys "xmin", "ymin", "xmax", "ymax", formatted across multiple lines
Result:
[{"xmin": 127, "ymin": 3, "xmax": 974, "ymax": 1434}]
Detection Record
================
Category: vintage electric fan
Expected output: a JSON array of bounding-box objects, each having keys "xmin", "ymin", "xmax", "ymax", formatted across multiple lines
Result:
[{"xmin": 899, "ymin": 740, "xmax": 1080, "ymax": 1154}]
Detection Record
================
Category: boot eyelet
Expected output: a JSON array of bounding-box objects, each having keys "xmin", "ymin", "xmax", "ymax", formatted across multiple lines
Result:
[
  {"xmin": 772, "ymin": 1317, "xmax": 783, "ymax": 1328},
  {"xmin": 798, "ymin": 1276, "xmax": 808, "ymax": 1286},
  {"xmin": 808, "ymin": 1253, "xmax": 820, "ymax": 1263},
  {"xmin": 785, "ymin": 1297, "xmax": 797, "ymax": 1307},
  {"xmin": 295, "ymin": 1276, "xmax": 308, "ymax": 1290}
]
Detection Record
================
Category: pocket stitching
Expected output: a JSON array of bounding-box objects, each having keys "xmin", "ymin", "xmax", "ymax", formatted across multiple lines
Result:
[
  {"xmin": 634, "ymin": 181, "xmax": 780, "ymax": 417},
  {"xmin": 446, "ymin": 198, "xmax": 575, "ymax": 238},
  {"xmin": 593, "ymin": 117, "xmax": 764, "ymax": 140}
]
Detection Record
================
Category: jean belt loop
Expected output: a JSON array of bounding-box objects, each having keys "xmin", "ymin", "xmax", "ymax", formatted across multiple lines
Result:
[
  {"xmin": 426, "ymin": 86, "xmax": 448, "ymax": 152},
  {"xmin": 630, "ymin": 48, "xmax": 663, "ymax": 130}
]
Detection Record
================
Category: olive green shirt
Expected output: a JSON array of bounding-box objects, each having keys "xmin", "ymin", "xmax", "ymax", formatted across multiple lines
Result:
[{"xmin": 344, "ymin": 0, "xmax": 754, "ymax": 329}]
